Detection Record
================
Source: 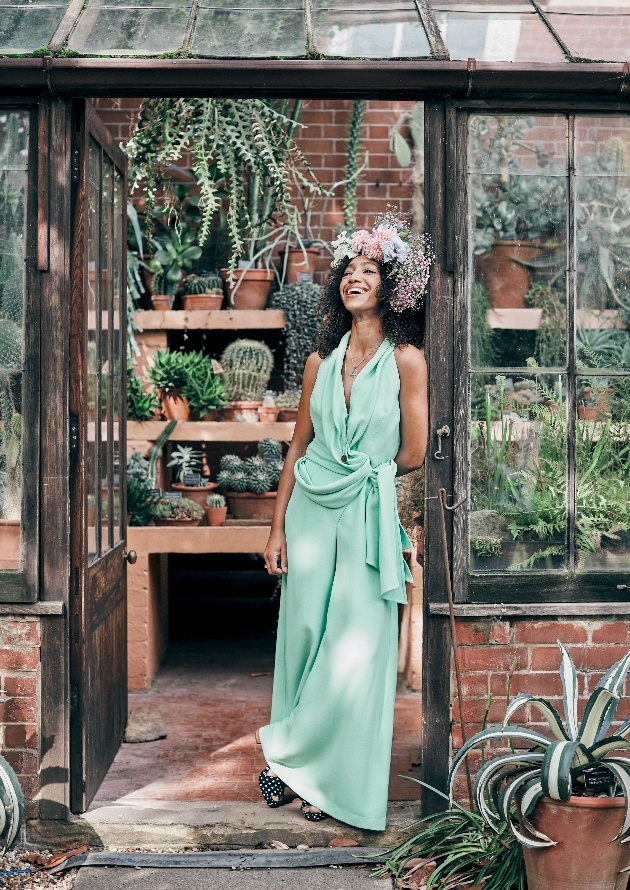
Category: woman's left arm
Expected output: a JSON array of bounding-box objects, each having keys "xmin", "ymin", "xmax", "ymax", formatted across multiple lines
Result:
[{"xmin": 394, "ymin": 345, "xmax": 428, "ymax": 476}]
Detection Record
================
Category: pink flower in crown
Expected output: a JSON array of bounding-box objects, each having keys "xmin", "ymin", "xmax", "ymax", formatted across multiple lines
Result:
[{"xmin": 350, "ymin": 229, "xmax": 373, "ymax": 256}]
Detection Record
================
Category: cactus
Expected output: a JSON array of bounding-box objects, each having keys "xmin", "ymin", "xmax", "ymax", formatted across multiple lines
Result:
[
  {"xmin": 206, "ymin": 492, "xmax": 226, "ymax": 508},
  {"xmin": 606, "ymin": 136, "xmax": 628, "ymax": 174},
  {"xmin": 220, "ymin": 454, "xmax": 243, "ymax": 473},
  {"xmin": 183, "ymin": 274, "xmax": 207, "ymax": 295},
  {"xmin": 151, "ymin": 268, "xmax": 167, "ymax": 296},
  {"xmin": 249, "ymin": 466, "xmax": 272, "ymax": 494},
  {"xmin": 258, "ymin": 437, "xmax": 282, "ymax": 460},
  {"xmin": 220, "ymin": 339, "xmax": 274, "ymax": 401},
  {"xmin": 151, "ymin": 497, "xmax": 204, "ymax": 521},
  {"xmin": 229, "ymin": 470, "xmax": 250, "ymax": 492},
  {"xmin": 274, "ymin": 390, "xmax": 301, "ymax": 408},
  {"xmin": 203, "ymin": 273, "xmax": 224, "ymax": 293},
  {"xmin": 267, "ymin": 461, "xmax": 282, "ymax": 487},
  {"xmin": 244, "ymin": 455, "xmax": 266, "ymax": 474}
]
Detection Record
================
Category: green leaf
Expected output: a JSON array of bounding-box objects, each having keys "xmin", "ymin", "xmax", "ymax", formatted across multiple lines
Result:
[
  {"xmin": 602, "ymin": 759, "xmax": 630, "ymax": 842},
  {"xmin": 578, "ymin": 687, "xmax": 618, "ymax": 748},
  {"xmin": 541, "ymin": 740, "xmax": 582, "ymax": 801},
  {"xmin": 503, "ymin": 693, "xmax": 568, "ymax": 742},
  {"xmin": 391, "ymin": 130, "xmax": 412, "ymax": 168},
  {"xmin": 588, "ymin": 736, "xmax": 630, "ymax": 760},
  {"xmin": 520, "ymin": 777, "xmax": 545, "ymax": 818},
  {"xmin": 473, "ymin": 753, "xmax": 545, "ymax": 830},
  {"xmin": 559, "ymin": 643, "xmax": 579, "ymax": 741}
]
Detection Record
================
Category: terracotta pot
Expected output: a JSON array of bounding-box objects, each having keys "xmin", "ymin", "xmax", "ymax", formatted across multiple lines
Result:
[
  {"xmin": 278, "ymin": 406, "xmax": 299, "ymax": 422},
  {"xmin": 182, "ymin": 292, "xmax": 223, "ymax": 311},
  {"xmin": 219, "ymin": 268, "xmax": 274, "ymax": 310},
  {"xmin": 523, "ymin": 795, "xmax": 630, "ymax": 890},
  {"xmin": 151, "ymin": 295, "xmax": 170, "ymax": 311},
  {"xmin": 578, "ymin": 404, "xmax": 600, "ymax": 421},
  {"xmin": 0, "ymin": 518, "xmax": 20, "ymax": 569},
  {"xmin": 171, "ymin": 482, "xmax": 218, "ymax": 508},
  {"xmin": 201, "ymin": 410, "xmax": 221, "ymax": 421},
  {"xmin": 153, "ymin": 516, "xmax": 203, "ymax": 528},
  {"xmin": 220, "ymin": 401, "xmax": 262, "ymax": 423},
  {"xmin": 258, "ymin": 406, "xmax": 281, "ymax": 422},
  {"xmin": 159, "ymin": 389, "xmax": 191, "ymax": 421},
  {"xmin": 226, "ymin": 491, "xmax": 277, "ymax": 521},
  {"xmin": 581, "ymin": 387, "xmax": 614, "ymax": 416},
  {"xmin": 474, "ymin": 240, "xmax": 543, "ymax": 309},
  {"xmin": 203, "ymin": 505, "xmax": 228, "ymax": 526},
  {"xmin": 278, "ymin": 247, "xmax": 320, "ymax": 283}
]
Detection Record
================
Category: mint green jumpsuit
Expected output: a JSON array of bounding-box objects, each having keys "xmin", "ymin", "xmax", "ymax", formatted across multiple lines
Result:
[{"xmin": 259, "ymin": 331, "xmax": 412, "ymax": 830}]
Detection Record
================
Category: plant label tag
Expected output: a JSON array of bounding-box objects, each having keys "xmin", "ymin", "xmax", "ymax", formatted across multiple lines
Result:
[
  {"xmin": 148, "ymin": 488, "xmax": 161, "ymax": 499},
  {"xmin": 583, "ymin": 766, "xmax": 614, "ymax": 793},
  {"xmin": 211, "ymin": 359, "xmax": 224, "ymax": 375},
  {"xmin": 183, "ymin": 472, "xmax": 201, "ymax": 486},
  {"xmin": 238, "ymin": 260, "xmax": 252, "ymax": 270},
  {"xmin": 297, "ymin": 272, "xmax": 313, "ymax": 283},
  {"xmin": 163, "ymin": 491, "xmax": 182, "ymax": 500}
]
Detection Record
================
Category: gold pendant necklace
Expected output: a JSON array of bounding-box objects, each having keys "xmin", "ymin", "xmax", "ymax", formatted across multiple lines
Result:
[{"xmin": 346, "ymin": 341, "xmax": 382, "ymax": 378}]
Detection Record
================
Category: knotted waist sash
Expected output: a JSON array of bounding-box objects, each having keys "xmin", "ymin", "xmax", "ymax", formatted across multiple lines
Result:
[{"xmin": 294, "ymin": 447, "xmax": 412, "ymax": 604}]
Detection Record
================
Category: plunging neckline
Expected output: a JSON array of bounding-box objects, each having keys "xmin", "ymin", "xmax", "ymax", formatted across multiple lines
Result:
[{"xmin": 340, "ymin": 334, "xmax": 388, "ymax": 414}]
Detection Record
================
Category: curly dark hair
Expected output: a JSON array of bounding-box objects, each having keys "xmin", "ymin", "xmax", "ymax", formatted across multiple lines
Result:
[{"xmin": 315, "ymin": 256, "xmax": 426, "ymax": 358}]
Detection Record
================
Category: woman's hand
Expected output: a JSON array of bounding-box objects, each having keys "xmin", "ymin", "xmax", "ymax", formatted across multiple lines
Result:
[{"xmin": 264, "ymin": 528, "xmax": 288, "ymax": 575}]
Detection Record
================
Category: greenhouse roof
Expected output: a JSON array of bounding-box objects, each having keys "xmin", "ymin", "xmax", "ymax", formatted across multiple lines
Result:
[{"xmin": 1, "ymin": 1, "xmax": 630, "ymax": 96}]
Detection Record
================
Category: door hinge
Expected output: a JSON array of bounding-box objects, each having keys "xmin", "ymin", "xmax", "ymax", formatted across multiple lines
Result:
[
  {"xmin": 70, "ymin": 413, "xmax": 79, "ymax": 464},
  {"xmin": 70, "ymin": 683, "xmax": 80, "ymax": 718},
  {"xmin": 71, "ymin": 148, "xmax": 80, "ymax": 183}
]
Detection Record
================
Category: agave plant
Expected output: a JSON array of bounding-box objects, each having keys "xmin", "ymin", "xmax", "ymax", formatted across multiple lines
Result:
[{"xmin": 449, "ymin": 643, "xmax": 630, "ymax": 849}]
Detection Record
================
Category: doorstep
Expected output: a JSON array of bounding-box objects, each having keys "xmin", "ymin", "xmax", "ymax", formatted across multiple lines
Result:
[{"xmin": 27, "ymin": 800, "xmax": 419, "ymax": 850}]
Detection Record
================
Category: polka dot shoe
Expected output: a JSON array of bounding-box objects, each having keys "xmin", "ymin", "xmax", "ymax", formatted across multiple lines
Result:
[
  {"xmin": 301, "ymin": 799, "xmax": 329, "ymax": 822},
  {"xmin": 259, "ymin": 766, "xmax": 285, "ymax": 808}
]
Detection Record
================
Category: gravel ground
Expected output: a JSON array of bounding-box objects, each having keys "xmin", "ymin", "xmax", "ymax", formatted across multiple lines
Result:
[{"xmin": 0, "ymin": 848, "xmax": 77, "ymax": 890}]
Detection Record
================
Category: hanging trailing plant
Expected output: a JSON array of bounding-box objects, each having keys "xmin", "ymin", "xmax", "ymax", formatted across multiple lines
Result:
[
  {"xmin": 125, "ymin": 99, "xmax": 319, "ymax": 278},
  {"xmin": 343, "ymin": 100, "xmax": 365, "ymax": 231}
]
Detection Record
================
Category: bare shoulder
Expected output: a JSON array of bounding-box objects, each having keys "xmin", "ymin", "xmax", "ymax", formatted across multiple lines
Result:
[
  {"xmin": 302, "ymin": 351, "xmax": 324, "ymax": 390},
  {"xmin": 394, "ymin": 344, "xmax": 427, "ymax": 378}
]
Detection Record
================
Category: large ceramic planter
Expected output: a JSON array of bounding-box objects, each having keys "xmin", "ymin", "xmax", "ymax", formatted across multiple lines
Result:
[
  {"xmin": 226, "ymin": 491, "xmax": 277, "ymax": 521},
  {"xmin": 220, "ymin": 401, "xmax": 261, "ymax": 423},
  {"xmin": 158, "ymin": 388, "xmax": 191, "ymax": 421},
  {"xmin": 153, "ymin": 516, "xmax": 203, "ymax": 528},
  {"xmin": 219, "ymin": 268, "xmax": 274, "ymax": 310},
  {"xmin": 523, "ymin": 796, "xmax": 630, "ymax": 890},
  {"xmin": 171, "ymin": 482, "xmax": 218, "ymax": 508},
  {"xmin": 278, "ymin": 247, "xmax": 319, "ymax": 283},
  {"xmin": 474, "ymin": 240, "xmax": 543, "ymax": 309},
  {"xmin": 182, "ymin": 292, "xmax": 223, "ymax": 311}
]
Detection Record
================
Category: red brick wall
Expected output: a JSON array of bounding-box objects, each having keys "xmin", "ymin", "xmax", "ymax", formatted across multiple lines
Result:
[
  {"xmin": 0, "ymin": 617, "xmax": 40, "ymax": 818},
  {"xmin": 450, "ymin": 617, "xmax": 630, "ymax": 803}
]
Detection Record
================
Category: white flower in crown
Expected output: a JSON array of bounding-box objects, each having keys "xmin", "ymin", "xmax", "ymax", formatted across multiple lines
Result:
[{"xmin": 331, "ymin": 231, "xmax": 357, "ymax": 266}]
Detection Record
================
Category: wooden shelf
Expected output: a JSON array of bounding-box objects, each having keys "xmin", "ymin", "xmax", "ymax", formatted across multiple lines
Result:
[
  {"xmin": 128, "ymin": 524, "xmax": 269, "ymax": 553},
  {"xmin": 134, "ymin": 309, "xmax": 285, "ymax": 330},
  {"xmin": 127, "ymin": 420, "xmax": 295, "ymax": 442}
]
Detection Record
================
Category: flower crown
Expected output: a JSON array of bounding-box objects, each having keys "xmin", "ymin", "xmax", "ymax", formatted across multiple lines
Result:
[{"xmin": 330, "ymin": 208, "xmax": 434, "ymax": 312}]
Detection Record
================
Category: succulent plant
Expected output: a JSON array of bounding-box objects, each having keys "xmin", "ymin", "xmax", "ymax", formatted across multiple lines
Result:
[
  {"xmin": 203, "ymin": 272, "xmax": 224, "ymax": 293},
  {"xmin": 151, "ymin": 268, "xmax": 167, "ymax": 297},
  {"xmin": 217, "ymin": 440, "xmax": 284, "ymax": 494},
  {"xmin": 248, "ymin": 466, "xmax": 272, "ymax": 494},
  {"xmin": 127, "ymin": 365, "xmax": 159, "ymax": 421},
  {"xmin": 258, "ymin": 437, "xmax": 282, "ymax": 460},
  {"xmin": 220, "ymin": 339, "xmax": 274, "ymax": 401},
  {"xmin": 150, "ymin": 497, "xmax": 204, "ymax": 521},
  {"xmin": 206, "ymin": 492, "xmax": 226, "ymax": 508},
  {"xmin": 267, "ymin": 461, "xmax": 283, "ymax": 487},
  {"xmin": 182, "ymin": 359, "xmax": 227, "ymax": 417},
  {"xmin": 167, "ymin": 445, "xmax": 203, "ymax": 483},
  {"xmin": 268, "ymin": 283, "xmax": 320, "ymax": 390},
  {"xmin": 220, "ymin": 454, "xmax": 243, "ymax": 473},
  {"xmin": 274, "ymin": 390, "xmax": 301, "ymax": 408},
  {"xmin": 147, "ymin": 349, "xmax": 189, "ymax": 392},
  {"xmin": 182, "ymin": 273, "xmax": 207, "ymax": 295}
]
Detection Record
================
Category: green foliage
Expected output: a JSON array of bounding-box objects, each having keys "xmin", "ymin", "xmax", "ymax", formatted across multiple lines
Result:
[
  {"xmin": 126, "ymin": 98, "xmax": 319, "ymax": 275},
  {"xmin": 374, "ymin": 783, "xmax": 524, "ymax": 890},
  {"xmin": 127, "ymin": 365, "xmax": 159, "ymax": 421},
  {"xmin": 470, "ymin": 281, "xmax": 496, "ymax": 368},
  {"xmin": 268, "ymin": 284, "xmax": 320, "ymax": 391},
  {"xmin": 147, "ymin": 419, "xmax": 177, "ymax": 487},
  {"xmin": 127, "ymin": 451, "xmax": 160, "ymax": 526},
  {"xmin": 258, "ymin": 437, "xmax": 282, "ymax": 460},
  {"xmin": 343, "ymin": 100, "xmax": 365, "ymax": 231},
  {"xmin": 220, "ymin": 339, "xmax": 274, "ymax": 401},
  {"xmin": 151, "ymin": 268, "xmax": 167, "ymax": 297},
  {"xmin": 206, "ymin": 493, "xmax": 225, "ymax": 508},
  {"xmin": 471, "ymin": 536, "xmax": 502, "ymax": 557},
  {"xmin": 150, "ymin": 497, "xmax": 204, "ymax": 521},
  {"xmin": 217, "ymin": 440, "xmax": 283, "ymax": 494},
  {"xmin": 151, "ymin": 229, "xmax": 202, "ymax": 297},
  {"xmin": 167, "ymin": 444, "xmax": 202, "ymax": 483},
  {"xmin": 181, "ymin": 358, "xmax": 227, "ymax": 417},
  {"xmin": 526, "ymin": 282, "xmax": 566, "ymax": 369},
  {"xmin": 274, "ymin": 389, "xmax": 301, "ymax": 408},
  {"xmin": 449, "ymin": 644, "xmax": 630, "ymax": 849},
  {"xmin": 147, "ymin": 349, "xmax": 189, "ymax": 392}
]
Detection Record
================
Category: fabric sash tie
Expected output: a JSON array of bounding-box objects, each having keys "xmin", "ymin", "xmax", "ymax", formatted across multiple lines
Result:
[{"xmin": 294, "ymin": 453, "xmax": 412, "ymax": 604}]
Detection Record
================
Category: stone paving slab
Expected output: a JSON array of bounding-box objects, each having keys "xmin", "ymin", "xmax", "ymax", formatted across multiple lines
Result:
[{"xmin": 74, "ymin": 865, "xmax": 393, "ymax": 890}]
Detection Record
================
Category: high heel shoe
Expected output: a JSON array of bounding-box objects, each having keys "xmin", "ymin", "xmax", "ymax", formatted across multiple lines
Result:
[
  {"xmin": 259, "ymin": 766, "xmax": 285, "ymax": 808},
  {"xmin": 301, "ymin": 799, "xmax": 328, "ymax": 822}
]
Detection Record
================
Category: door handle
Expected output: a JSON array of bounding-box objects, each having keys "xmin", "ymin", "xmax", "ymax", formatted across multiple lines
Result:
[
  {"xmin": 434, "ymin": 425, "xmax": 451, "ymax": 460},
  {"xmin": 124, "ymin": 550, "xmax": 137, "ymax": 565}
]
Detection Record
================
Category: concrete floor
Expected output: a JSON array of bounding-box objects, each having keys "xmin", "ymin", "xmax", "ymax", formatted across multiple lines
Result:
[{"xmin": 95, "ymin": 639, "xmax": 422, "ymax": 806}]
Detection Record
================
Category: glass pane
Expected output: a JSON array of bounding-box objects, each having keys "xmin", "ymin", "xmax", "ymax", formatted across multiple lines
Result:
[
  {"xmin": 68, "ymin": 6, "xmax": 191, "ymax": 55},
  {"xmin": 469, "ymin": 372, "xmax": 568, "ymax": 573},
  {"xmin": 576, "ymin": 374, "xmax": 630, "ymax": 571},
  {"xmin": 433, "ymin": 9, "xmax": 564, "ymax": 62},
  {"xmin": 0, "ymin": 8, "xmax": 64, "ymax": 53},
  {"xmin": 192, "ymin": 8, "xmax": 305, "ymax": 56},
  {"xmin": 113, "ymin": 171, "xmax": 124, "ymax": 545},
  {"xmin": 313, "ymin": 8, "xmax": 430, "ymax": 57},
  {"xmin": 0, "ymin": 110, "xmax": 28, "ymax": 572},
  {"xmin": 87, "ymin": 139, "xmax": 101, "ymax": 560},
  {"xmin": 101, "ymin": 156, "xmax": 113, "ymax": 553},
  {"xmin": 545, "ymin": 12, "xmax": 630, "ymax": 63},
  {"xmin": 469, "ymin": 115, "xmax": 568, "ymax": 370}
]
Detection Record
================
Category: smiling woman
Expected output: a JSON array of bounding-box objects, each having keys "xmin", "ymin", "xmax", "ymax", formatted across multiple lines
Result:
[{"xmin": 256, "ymin": 211, "xmax": 430, "ymax": 828}]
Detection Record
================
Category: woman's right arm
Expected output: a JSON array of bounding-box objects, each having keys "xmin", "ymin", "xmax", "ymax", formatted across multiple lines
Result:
[{"xmin": 263, "ymin": 351, "xmax": 323, "ymax": 576}]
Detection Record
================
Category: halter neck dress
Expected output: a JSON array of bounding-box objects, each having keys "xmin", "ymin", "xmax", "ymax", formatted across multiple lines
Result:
[{"xmin": 258, "ymin": 331, "xmax": 412, "ymax": 830}]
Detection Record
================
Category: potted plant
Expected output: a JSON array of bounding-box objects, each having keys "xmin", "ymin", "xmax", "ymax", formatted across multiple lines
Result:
[
  {"xmin": 167, "ymin": 444, "xmax": 217, "ymax": 506},
  {"xmin": 449, "ymin": 643, "xmax": 630, "ymax": 890},
  {"xmin": 258, "ymin": 392, "xmax": 280, "ymax": 423},
  {"xmin": 150, "ymin": 496, "xmax": 204, "ymax": 527},
  {"xmin": 150, "ymin": 269, "xmax": 170, "ymax": 311},
  {"xmin": 471, "ymin": 116, "xmax": 565, "ymax": 309},
  {"xmin": 274, "ymin": 390, "xmax": 301, "ymax": 422},
  {"xmin": 219, "ymin": 339, "xmax": 274, "ymax": 422},
  {"xmin": 180, "ymin": 273, "xmax": 224, "ymax": 311},
  {"xmin": 127, "ymin": 451, "xmax": 160, "ymax": 525},
  {"xmin": 127, "ymin": 364, "xmax": 160, "ymax": 421},
  {"xmin": 181, "ymin": 357, "xmax": 227, "ymax": 420},
  {"xmin": 204, "ymin": 492, "xmax": 227, "ymax": 526},
  {"xmin": 150, "ymin": 228, "xmax": 202, "ymax": 307},
  {"xmin": 0, "ymin": 408, "xmax": 20, "ymax": 569},
  {"xmin": 147, "ymin": 348, "xmax": 191, "ymax": 420},
  {"xmin": 217, "ymin": 438, "xmax": 283, "ymax": 521},
  {"xmin": 268, "ymin": 282, "xmax": 320, "ymax": 391}
]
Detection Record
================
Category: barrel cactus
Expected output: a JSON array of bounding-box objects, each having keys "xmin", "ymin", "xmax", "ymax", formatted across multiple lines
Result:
[
  {"xmin": 217, "ymin": 440, "xmax": 283, "ymax": 493},
  {"xmin": 206, "ymin": 492, "xmax": 226, "ymax": 508},
  {"xmin": 258, "ymin": 437, "xmax": 282, "ymax": 460},
  {"xmin": 220, "ymin": 339, "xmax": 274, "ymax": 401},
  {"xmin": 203, "ymin": 273, "xmax": 224, "ymax": 294},
  {"xmin": 151, "ymin": 268, "xmax": 167, "ymax": 296},
  {"xmin": 183, "ymin": 274, "xmax": 207, "ymax": 295},
  {"xmin": 0, "ymin": 754, "xmax": 24, "ymax": 852}
]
